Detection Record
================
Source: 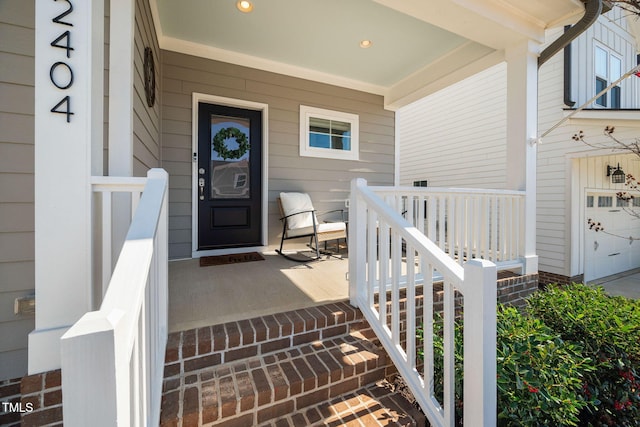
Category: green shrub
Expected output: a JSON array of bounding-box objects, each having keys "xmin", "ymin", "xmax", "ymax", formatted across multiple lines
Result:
[
  {"xmin": 418, "ymin": 305, "xmax": 593, "ymax": 426},
  {"xmin": 527, "ymin": 284, "xmax": 640, "ymax": 426}
]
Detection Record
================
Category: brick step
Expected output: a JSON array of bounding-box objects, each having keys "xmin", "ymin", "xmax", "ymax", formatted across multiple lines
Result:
[
  {"xmin": 159, "ymin": 300, "xmax": 406, "ymax": 427},
  {"xmin": 161, "ymin": 329, "xmax": 389, "ymax": 426},
  {"xmin": 163, "ymin": 301, "xmax": 376, "ymax": 379},
  {"xmin": 257, "ymin": 379, "xmax": 426, "ymax": 427}
]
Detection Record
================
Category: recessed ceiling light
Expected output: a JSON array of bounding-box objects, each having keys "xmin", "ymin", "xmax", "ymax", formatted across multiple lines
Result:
[
  {"xmin": 359, "ymin": 40, "xmax": 373, "ymax": 49},
  {"xmin": 236, "ymin": 0, "xmax": 253, "ymax": 13}
]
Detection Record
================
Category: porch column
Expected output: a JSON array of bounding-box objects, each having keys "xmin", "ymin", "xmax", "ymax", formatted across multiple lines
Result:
[
  {"xmin": 30, "ymin": 0, "xmax": 104, "ymax": 373},
  {"xmin": 108, "ymin": 0, "xmax": 135, "ymax": 266},
  {"xmin": 505, "ymin": 40, "xmax": 540, "ymax": 275}
]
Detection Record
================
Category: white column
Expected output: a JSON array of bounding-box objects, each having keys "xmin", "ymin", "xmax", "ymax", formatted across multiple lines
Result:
[
  {"xmin": 505, "ymin": 40, "xmax": 540, "ymax": 275},
  {"xmin": 30, "ymin": 0, "xmax": 104, "ymax": 374},
  {"xmin": 108, "ymin": 0, "xmax": 136, "ymax": 265}
]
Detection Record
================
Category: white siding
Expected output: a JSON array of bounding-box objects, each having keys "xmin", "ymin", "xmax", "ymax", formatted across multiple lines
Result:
[
  {"xmin": 399, "ymin": 10, "xmax": 639, "ymax": 279},
  {"xmin": 536, "ymin": 34, "xmax": 569, "ymax": 275},
  {"xmin": 537, "ymin": 13, "xmax": 639, "ymax": 277},
  {"xmin": 569, "ymin": 7, "xmax": 639, "ymax": 108},
  {"xmin": 398, "ymin": 63, "xmax": 508, "ymax": 189}
]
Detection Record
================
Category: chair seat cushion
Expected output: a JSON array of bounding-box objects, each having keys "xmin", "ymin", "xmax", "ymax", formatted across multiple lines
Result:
[{"xmin": 286, "ymin": 221, "xmax": 346, "ymax": 239}]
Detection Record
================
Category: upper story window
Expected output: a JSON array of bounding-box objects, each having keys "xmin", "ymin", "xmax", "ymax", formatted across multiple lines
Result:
[
  {"xmin": 300, "ymin": 105, "xmax": 359, "ymax": 161},
  {"xmin": 594, "ymin": 45, "xmax": 622, "ymax": 108}
]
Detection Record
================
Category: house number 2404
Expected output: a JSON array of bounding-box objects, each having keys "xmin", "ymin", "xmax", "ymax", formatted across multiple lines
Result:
[{"xmin": 49, "ymin": 0, "xmax": 75, "ymax": 122}]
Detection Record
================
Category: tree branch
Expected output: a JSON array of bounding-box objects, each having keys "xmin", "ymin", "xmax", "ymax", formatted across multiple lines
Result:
[{"xmin": 608, "ymin": 0, "xmax": 640, "ymax": 16}]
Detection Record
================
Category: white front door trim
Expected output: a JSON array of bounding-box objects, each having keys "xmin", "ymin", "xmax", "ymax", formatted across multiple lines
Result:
[{"xmin": 191, "ymin": 93, "xmax": 269, "ymax": 258}]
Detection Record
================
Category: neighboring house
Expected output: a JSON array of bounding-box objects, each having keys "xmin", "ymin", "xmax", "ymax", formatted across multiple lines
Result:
[
  {"xmin": 398, "ymin": 6, "xmax": 640, "ymax": 285},
  {"xmin": 0, "ymin": 0, "xmax": 589, "ymax": 422}
]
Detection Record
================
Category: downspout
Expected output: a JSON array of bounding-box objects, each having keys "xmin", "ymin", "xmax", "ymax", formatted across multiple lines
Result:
[
  {"xmin": 563, "ymin": 26, "xmax": 576, "ymax": 107},
  {"xmin": 538, "ymin": 0, "xmax": 602, "ymax": 68}
]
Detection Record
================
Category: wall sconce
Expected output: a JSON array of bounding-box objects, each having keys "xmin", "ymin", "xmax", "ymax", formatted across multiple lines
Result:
[{"xmin": 607, "ymin": 163, "xmax": 625, "ymax": 184}]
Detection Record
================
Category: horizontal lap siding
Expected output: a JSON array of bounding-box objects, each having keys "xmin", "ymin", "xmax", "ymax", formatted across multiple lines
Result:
[
  {"xmin": 0, "ymin": 0, "xmax": 35, "ymax": 381},
  {"xmin": 132, "ymin": 0, "xmax": 160, "ymax": 175},
  {"xmin": 397, "ymin": 63, "xmax": 507, "ymax": 190},
  {"xmin": 400, "ymin": 11, "xmax": 639, "ymax": 279},
  {"xmin": 161, "ymin": 51, "xmax": 394, "ymax": 259},
  {"xmin": 536, "ymin": 42, "xmax": 569, "ymax": 276}
]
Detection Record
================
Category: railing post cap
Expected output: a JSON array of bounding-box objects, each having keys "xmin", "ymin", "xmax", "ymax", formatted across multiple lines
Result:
[
  {"xmin": 147, "ymin": 168, "xmax": 168, "ymax": 179},
  {"xmin": 465, "ymin": 258, "xmax": 496, "ymax": 269}
]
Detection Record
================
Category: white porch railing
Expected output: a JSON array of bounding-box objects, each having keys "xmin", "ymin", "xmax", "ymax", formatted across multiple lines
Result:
[
  {"xmin": 91, "ymin": 174, "xmax": 148, "ymax": 296},
  {"xmin": 349, "ymin": 178, "xmax": 497, "ymax": 427},
  {"xmin": 60, "ymin": 168, "xmax": 169, "ymax": 426},
  {"xmin": 372, "ymin": 186, "xmax": 525, "ymax": 270}
]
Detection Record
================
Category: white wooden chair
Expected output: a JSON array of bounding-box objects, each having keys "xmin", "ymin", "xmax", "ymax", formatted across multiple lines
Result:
[{"xmin": 276, "ymin": 192, "xmax": 347, "ymax": 261}]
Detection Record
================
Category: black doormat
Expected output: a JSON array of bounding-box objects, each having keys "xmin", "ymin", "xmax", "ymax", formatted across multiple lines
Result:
[{"xmin": 199, "ymin": 252, "xmax": 265, "ymax": 267}]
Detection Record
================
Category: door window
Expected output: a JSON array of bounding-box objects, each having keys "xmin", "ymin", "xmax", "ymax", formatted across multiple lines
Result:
[{"xmin": 210, "ymin": 115, "xmax": 251, "ymax": 199}]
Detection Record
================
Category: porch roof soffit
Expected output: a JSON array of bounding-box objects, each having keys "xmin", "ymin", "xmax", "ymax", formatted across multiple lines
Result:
[{"xmin": 151, "ymin": 0, "xmax": 584, "ymax": 110}]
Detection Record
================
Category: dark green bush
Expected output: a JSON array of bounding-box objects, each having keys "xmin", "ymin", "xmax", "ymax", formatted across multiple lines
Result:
[
  {"xmin": 419, "ymin": 305, "xmax": 593, "ymax": 426},
  {"xmin": 527, "ymin": 284, "xmax": 640, "ymax": 426}
]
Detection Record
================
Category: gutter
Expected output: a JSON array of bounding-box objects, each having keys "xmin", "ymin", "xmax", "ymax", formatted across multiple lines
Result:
[{"xmin": 538, "ymin": 0, "xmax": 603, "ymax": 68}]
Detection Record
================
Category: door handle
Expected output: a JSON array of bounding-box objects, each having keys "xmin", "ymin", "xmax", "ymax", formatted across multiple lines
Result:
[{"xmin": 199, "ymin": 177, "xmax": 205, "ymax": 200}]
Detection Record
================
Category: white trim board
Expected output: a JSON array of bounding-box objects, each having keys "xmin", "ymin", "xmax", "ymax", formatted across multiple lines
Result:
[{"xmin": 165, "ymin": 37, "xmax": 386, "ymax": 98}]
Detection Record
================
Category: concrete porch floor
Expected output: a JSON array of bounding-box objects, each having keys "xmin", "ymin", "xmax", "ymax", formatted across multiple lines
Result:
[
  {"xmin": 168, "ymin": 246, "xmax": 349, "ymax": 333},
  {"xmin": 168, "ymin": 242, "xmax": 640, "ymax": 334}
]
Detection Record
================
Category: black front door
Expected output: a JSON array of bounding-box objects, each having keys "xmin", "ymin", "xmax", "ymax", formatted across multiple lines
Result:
[{"xmin": 197, "ymin": 103, "xmax": 262, "ymax": 250}]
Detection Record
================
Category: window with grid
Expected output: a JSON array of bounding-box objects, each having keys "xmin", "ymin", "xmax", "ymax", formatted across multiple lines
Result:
[
  {"xmin": 594, "ymin": 45, "xmax": 622, "ymax": 108},
  {"xmin": 299, "ymin": 105, "xmax": 359, "ymax": 161}
]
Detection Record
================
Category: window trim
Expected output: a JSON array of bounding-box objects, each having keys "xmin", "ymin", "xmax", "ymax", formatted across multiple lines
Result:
[
  {"xmin": 593, "ymin": 43, "xmax": 623, "ymax": 109},
  {"xmin": 299, "ymin": 105, "xmax": 359, "ymax": 161}
]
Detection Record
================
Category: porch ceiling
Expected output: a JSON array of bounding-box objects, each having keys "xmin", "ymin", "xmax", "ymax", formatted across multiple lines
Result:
[{"xmin": 151, "ymin": 0, "xmax": 584, "ymax": 109}]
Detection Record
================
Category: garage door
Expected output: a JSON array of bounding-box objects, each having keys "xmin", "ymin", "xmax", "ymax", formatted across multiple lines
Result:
[{"xmin": 584, "ymin": 192, "xmax": 640, "ymax": 282}]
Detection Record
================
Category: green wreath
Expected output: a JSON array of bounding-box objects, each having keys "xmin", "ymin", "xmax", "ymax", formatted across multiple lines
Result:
[{"xmin": 212, "ymin": 127, "xmax": 249, "ymax": 160}]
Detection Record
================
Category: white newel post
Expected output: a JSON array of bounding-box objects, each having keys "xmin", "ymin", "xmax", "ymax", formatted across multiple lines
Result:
[
  {"xmin": 108, "ymin": 0, "xmax": 136, "ymax": 267},
  {"xmin": 348, "ymin": 178, "xmax": 367, "ymax": 307},
  {"xmin": 463, "ymin": 259, "xmax": 497, "ymax": 426},
  {"xmin": 60, "ymin": 312, "xmax": 123, "ymax": 426},
  {"xmin": 30, "ymin": 0, "xmax": 104, "ymax": 373},
  {"xmin": 506, "ymin": 40, "xmax": 539, "ymax": 275}
]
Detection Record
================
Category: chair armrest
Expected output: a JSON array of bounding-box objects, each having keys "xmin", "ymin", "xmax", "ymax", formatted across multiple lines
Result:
[
  {"xmin": 320, "ymin": 209, "xmax": 344, "ymax": 215},
  {"xmin": 280, "ymin": 209, "xmax": 316, "ymax": 221},
  {"xmin": 318, "ymin": 209, "xmax": 347, "ymax": 222}
]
